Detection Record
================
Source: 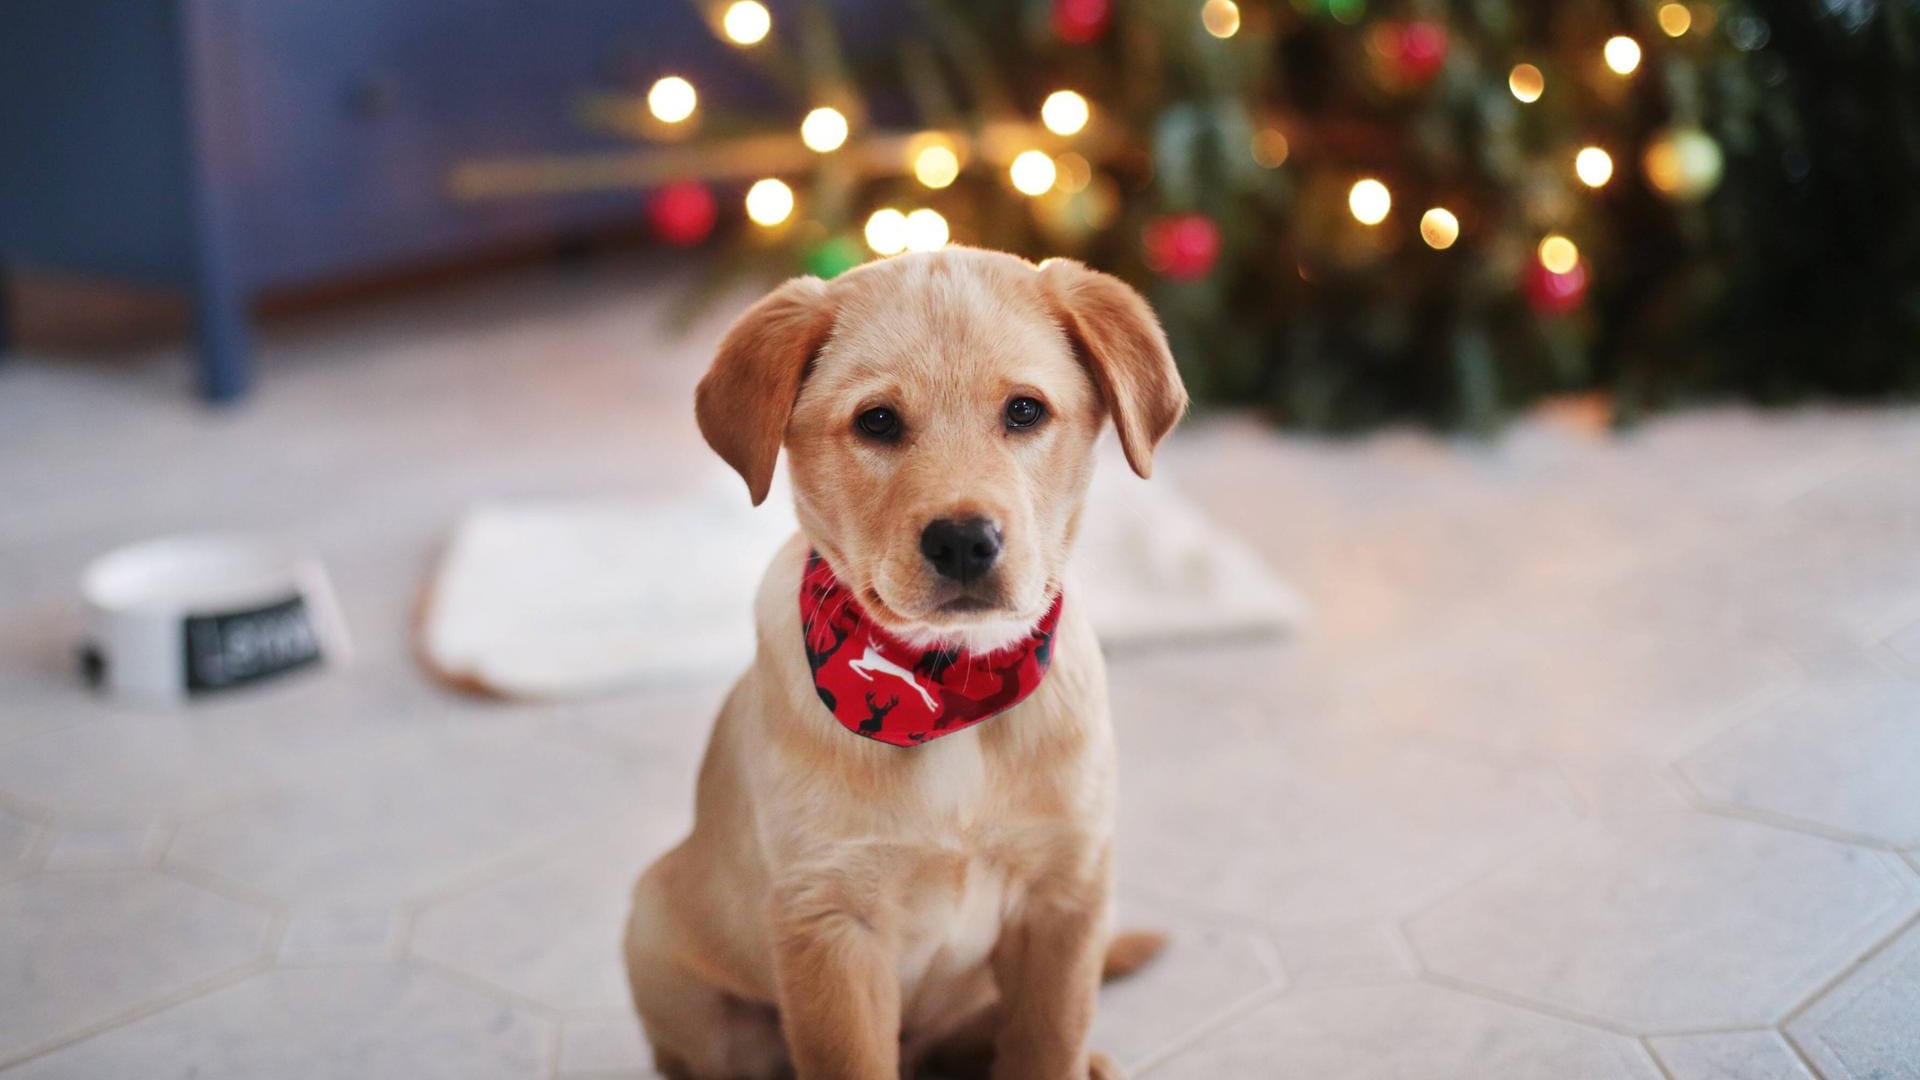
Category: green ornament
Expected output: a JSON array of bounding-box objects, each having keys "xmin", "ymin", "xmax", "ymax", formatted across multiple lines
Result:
[{"xmin": 804, "ymin": 236, "xmax": 864, "ymax": 280}]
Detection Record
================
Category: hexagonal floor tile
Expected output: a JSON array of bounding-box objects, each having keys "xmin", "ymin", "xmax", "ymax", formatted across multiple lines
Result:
[
  {"xmin": 167, "ymin": 727, "xmax": 648, "ymax": 912},
  {"xmin": 1787, "ymin": 920, "xmax": 1920, "ymax": 1080},
  {"xmin": 1117, "ymin": 725, "xmax": 1578, "ymax": 926},
  {"xmin": 411, "ymin": 809, "xmax": 689, "ymax": 1016},
  {"xmin": 3, "ymin": 964, "xmax": 550, "ymax": 1080},
  {"xmin": 1406, "ymin": 812, "xmax": 1919, "ymax": 1033},
  {"xmin": 1089, "ymin": 894, "xmax": 1282, "ymax": 1071},
  {"xmin": 0, "ymin": 715, "xmax": 267, "ymax": 826},
  {"xmin": 1679, "ymin": 676, "xmax": 1920, "ymax": 848},
  {"xmin": 0, "ymin": 870, "xmax": 271, "ymax": 1066},
  {"xmin": 1647, "ymin": 1030, "xmax": 1814, "ymax": 1080},
  {"xmin": 1144, "ymin": 983, "xmax": 1662, "ymax": 1079}
]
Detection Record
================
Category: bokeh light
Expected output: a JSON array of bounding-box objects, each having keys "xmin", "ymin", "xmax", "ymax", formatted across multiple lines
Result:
[
  {"xmin": 1010, "ymin": 149, "xmax": 1058, "ymax": 195},
  {"xmin": 1420, "ymin": 207, "xmax": 1459, "ymax": 249},
  {"xmin": 1041, "ymin": 91, "xmax": 1091, "ymax": 136},
  {"xmin": 1658, "ymin": 3, "xmax": 1692, "ymax": 36},
  {"xmin": 1252, "ymin": 128, "xmax": 1290, "ymax": 168},
  {"xmin": 913, "ymin": 143, "xmax": 960, "ymax": 189},
  {"xmin": 1054, "ymin": 151, "xmax": 1092, "ymax": 193},
  {"xmin": 1202, "ymin": 0, "xmax": 1242, "ymax": 38},
  {"xmin": 1604, "ymin": 35, "xmax": 1642, "ymax": 75},
  {"xmin": 646, "ymin": 77, "xmax": 697, "ymax": 123},
  {"xmin": 864, "ymin": 208, "xmax": 908, "ymax": 255},
  {"xmin": 743, "ymin": 178, "xmax": 793, "ymax": 226},
  {"xmin": 1348, "ymin": 178, "xmax": 1391, "ymax": 225},
  {"xmin": 1538, "ymin": 234, "xmax": 1580, "ymax": 274},
  {"xmin": 903, "ymin": 208, "xmax": 950, "ymax": 251},
  {"xmin": 1575, "ymin": 146, "xmax": 1615, "ymax": 188},
  {"xmin": 720, "ymin": 1, "xmax": 771, "ymax": 45},
  {"xmin": 1509, "ymin": 63, "xmax": 1545, "ymax": 103},
  {"xmin": 801, "ymin": 107, "xmax": 849, "ymax": 152}
]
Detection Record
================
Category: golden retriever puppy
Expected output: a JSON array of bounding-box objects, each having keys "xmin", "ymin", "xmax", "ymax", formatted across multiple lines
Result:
[{"xmin": 624, "ymin": 246, "xmax": 1186, "ymax": 1080}]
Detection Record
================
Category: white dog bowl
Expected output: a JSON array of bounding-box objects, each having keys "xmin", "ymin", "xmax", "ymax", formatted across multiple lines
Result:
[{"xmin": 80, "ymin": 534, "xmax": 351, "ymax": 703}]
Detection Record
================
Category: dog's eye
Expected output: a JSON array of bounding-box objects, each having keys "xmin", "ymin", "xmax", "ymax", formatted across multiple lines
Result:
[
  {"xmin": 855, "ymin": 407, "xmax": 902, "ymax": 441},
  {"xmin": 1004, "ymin": 396, "xmax": 1046, "ymax": 430}
]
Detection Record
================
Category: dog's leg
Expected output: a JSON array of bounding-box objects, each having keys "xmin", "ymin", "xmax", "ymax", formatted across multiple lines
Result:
[
  {"xmin": 987, "ymin": 872, "xmax": 1110, "ymax": 1080},
  {"xmin": 771, "ymin": 880, "xmax": 901, "ymax": 1080}
]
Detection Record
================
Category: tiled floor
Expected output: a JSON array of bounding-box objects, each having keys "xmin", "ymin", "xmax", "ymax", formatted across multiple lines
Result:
[{"xmin": 4, "ymin": 262, "xmax": 1919, "ymax": 1078}]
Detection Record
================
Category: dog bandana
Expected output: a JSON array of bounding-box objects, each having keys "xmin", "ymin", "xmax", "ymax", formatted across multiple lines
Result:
[{"xmin": 800, "ymin": 552, "xmax": 1062, "ymax": 747}]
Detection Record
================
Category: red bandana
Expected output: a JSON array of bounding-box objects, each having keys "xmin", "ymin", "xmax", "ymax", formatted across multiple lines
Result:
[{"xmin": 799, "ymin": 552, "xmax": 1062, "ymax": 747}]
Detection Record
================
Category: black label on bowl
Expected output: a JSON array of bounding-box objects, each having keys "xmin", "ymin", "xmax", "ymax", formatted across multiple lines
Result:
[{"xmin": 183, "ymin": 594, "xmax": 322, "ymax": 694}]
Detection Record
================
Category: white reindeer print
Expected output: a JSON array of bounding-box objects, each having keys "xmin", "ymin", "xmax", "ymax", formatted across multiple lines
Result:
[{"xmin": 846, "ymin": 644, "xmax": 939, "ymax": 711}]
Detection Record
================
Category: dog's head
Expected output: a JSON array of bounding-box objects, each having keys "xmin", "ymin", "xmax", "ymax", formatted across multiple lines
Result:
[{"xmin": 696, "ymin": 247, "xmax": 1186, "ymax": 651}]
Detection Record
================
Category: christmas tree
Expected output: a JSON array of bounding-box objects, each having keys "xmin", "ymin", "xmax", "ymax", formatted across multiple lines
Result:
[{"xmin": 455, "ymin": 0, "xmax": 1920, "ymax": 432}]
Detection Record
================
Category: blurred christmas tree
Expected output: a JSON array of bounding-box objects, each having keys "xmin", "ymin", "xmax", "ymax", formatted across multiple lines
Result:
[{"xmin": 457, "ymin": 0, "xmax": 1920, "ymax": 431}]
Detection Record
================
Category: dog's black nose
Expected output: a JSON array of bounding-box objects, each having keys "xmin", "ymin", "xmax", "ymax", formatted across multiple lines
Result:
[{"xmin": 920, "ymin": 518, "xmax": 1002, "ymax": 584}]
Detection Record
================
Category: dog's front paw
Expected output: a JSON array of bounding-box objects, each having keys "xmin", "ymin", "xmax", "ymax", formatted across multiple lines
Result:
[{"xmin": 1089, "ymin": 1051, "xmax": 1125, "ymax": 1080}]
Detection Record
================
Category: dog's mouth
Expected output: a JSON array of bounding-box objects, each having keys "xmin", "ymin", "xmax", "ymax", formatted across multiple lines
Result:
[{"xmin": 935, "ymin": 596, "xmax": 998, "ymax": 615}]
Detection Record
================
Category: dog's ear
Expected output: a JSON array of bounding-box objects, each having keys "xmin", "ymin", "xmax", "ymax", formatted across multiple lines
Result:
[
  {"xmin": 1038, "ymin": 259, "xmax": 1189, "ymax": 478},
  {"xmin": 695, "ymin": 276, "xmax": 835, "ymax": 505}
]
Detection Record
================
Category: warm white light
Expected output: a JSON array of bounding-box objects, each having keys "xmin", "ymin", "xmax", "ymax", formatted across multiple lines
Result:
[
  {"xmin": 1010, "ymin": 149, "xmax": 1058, "ymax": 196},
  {"xmin": 1539, "ymin": 234, "xmax": 1580, "ymax": 274},
  {"xmin": 1604, "ymin": 35, "xmax": 1642, "ymax": 75},
  {"xmin": 801, "ymin": 107, "xmax": 849, "ymax": 153},
  {"xmin": 904, "ymin": 208, "xmax": 949, "ymax": 251},
  {"xmin": 1201, "ymin": 0, "xmax": 1242, "ymax": 38},
  {"xmin": 1420, "ymin": 208, "xmax": 1459, "ymax": 250},
  {"xmin": 1509, "ymin": 63, "xmax": 1544, "ymax": 103},
  {"xmin": 1348, "ymin": 178, "xmax": 1391, "ymax": 225},
  {"xmin": 720, "ymin": 1, "xmax": 771, "ymax": 45},
  {"xmin": 744, "ymin": 178, "xmax": 794, "ymax": 226},
  {"xmin": 1041, "ymin": 91, "xmax": 1091, "ymax": 137},
  {"xmin": 1658, "ymin": 3, "xmax": 1692, "ymax": 36},
  {"xmin": 864, "ymin": 208, "xmax": 909, "ymax": 255},
  {"xmin": 914, "ymin": 143, "xmax": 960, "ymax": 189},
  {"xmin": 1575, "ymin": 146, "xmax": 1615, "ymax": 188},
  {"xmin": 647, "ymin": 77, "xmax": 697, "ymax": 124}
]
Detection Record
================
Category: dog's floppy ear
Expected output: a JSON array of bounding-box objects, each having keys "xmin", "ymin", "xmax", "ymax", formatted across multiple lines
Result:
[
  {"xmin": 1038, "ymin": 259, "xmax": 1189, "ymax": 478},
  {"xmin": 695, "ymin": 276, "xmax": 835, "ymax": 505}
]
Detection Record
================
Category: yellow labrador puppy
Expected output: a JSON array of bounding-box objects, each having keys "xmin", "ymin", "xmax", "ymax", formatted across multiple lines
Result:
[{"xmin": 624, "ymin": 247, "xmax": 1186, "ymax": 1080}]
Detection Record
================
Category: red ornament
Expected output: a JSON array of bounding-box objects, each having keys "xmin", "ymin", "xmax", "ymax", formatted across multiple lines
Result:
[
  {"xmin": 1394, "ymin": 21, "xmax": 1449, "ymax": 83},
  {"xmin": 1052, "ymin": 0, "xmax": 1111, "ymax": 45},
  {"xmin": 1143, "ymin": 214, "xmax": 1221, "ymax": 281},
  {"xmin": 1524, "ymin": 258, "xmax": 1589, "ymax": 316},
  {"xmin": 648, "ymin": 180, "xmax": 717, "ymax": 247}
]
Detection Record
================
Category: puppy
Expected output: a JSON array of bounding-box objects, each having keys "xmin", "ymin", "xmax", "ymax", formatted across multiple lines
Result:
[{"xmin": 624, "ymin": 247, "xmax": 1187, "ymax": 1080}]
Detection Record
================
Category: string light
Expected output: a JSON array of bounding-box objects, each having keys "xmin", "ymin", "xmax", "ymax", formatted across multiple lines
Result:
[
  {"xmin": 1419, "ymin": 208, "xmax": 1459, "ymax": 249},
  {"xmin": 1201, "ymin": 0, "xmax": 1241, "ymax": 38},
  {"xmin": 1658, "ymin": 3, "xmax": 1692, "ymax": 36},
  {"xmin": 1348, "ymin": 178, "xmax": 1391, "ymax": 225},
  {"xmin": 1041, "ymin": 91, "xmax": 1091, "ymax": 136},
  {"xmin": 1010, "ymin": 150, "xmax": 1058, "ymax": 196},
  {"xmin": 801, "ymin": 107, "xmax": 849, "ymax": 152},
  {"xmin": 1508, "ymin": 64, "xmax": 1545, "ymax": 103},
  {"xmin": 865, "ymin": 208, "xmax": 909, "ymax": 255},
  {"xmin": 1252, "ymin": 128, "xmax": 1290, "ymax": 168},
  {"xmin": 720, "ymin": 1, "xmax": 771, "ymax": 45},
  {"xmin": 1604, "ymin": 36, "xmax": 1642, "ymax": 75},
  {"xmin": 744, "ymin": 178, "xmax": 793, "ymax": 226},
  {"xmin": 1575, "ymin": 147, "xmax": 1614, "ymax": 188},
  {"xmin": 647, "ymin": 77, "xmax": 697, "ymax": 124},
  {"xmin": 1538, "ymin": 234, "xmax": 1580, "ymax": 274},
  {"xmin": 913, "ymin": 143, "xmax": 960, "ymax": 189},
  {"xmin": 904, "ymin": 208, "xmax": 950, "ymax": 251}
]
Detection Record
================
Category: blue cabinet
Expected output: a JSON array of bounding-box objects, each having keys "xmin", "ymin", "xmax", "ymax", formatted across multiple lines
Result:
[{"xmin": 0, "ymin": 0, "xmax": 764, "ymax": 400}]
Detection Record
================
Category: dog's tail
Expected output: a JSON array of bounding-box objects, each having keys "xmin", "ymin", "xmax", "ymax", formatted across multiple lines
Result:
[{"xmin": 1102, "ymin": 928, "xmax": 1169, "ymax": 982}]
